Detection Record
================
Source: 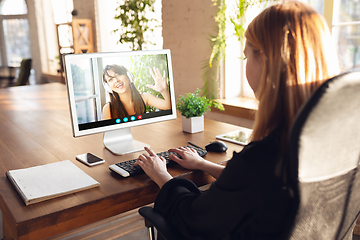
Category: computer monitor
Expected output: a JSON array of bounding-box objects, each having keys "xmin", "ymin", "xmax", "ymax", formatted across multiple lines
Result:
[{"xmin": 63, "ymin": 49, "xmax": 177, "ymax": 155}]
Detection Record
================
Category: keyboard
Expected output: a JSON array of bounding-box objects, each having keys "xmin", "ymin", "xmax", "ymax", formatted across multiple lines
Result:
[{"xmin": 109, "ymin": 145, "xmax": 207, "ymax": 177}]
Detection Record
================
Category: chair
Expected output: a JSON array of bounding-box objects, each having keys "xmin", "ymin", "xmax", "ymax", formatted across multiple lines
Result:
[
  {"xmin": 139, "ymin": 207, "xmax": 185, "ymax": 240},
  {"xmin": 139, "ymin": 69, "xmax": 360, "ymax": 240},
  {"xmin": 287, "ymin": 69, "xmax": 360, "ymax": 239},
  {"xmin": 13, "ymin": 58, "xmax": 32, "ymax": 86}
]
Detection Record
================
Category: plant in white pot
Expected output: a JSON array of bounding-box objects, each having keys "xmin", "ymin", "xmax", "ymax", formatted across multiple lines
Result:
[{"xmin": 176, "ymin": 88, "xmax": 215, "ymax": 133}]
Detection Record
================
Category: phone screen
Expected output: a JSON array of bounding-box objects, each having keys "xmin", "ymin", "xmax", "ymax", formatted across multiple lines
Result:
[
  {"xmin": 76, "ymin": 153, "xmax": 104, "ymax": 166},
  {"xmin": 85, "ymin": 153, "xmax": 104, "ymax": 163}
]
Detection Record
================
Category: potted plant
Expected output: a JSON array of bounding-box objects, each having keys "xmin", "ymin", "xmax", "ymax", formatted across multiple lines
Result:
[{"xmin": 176, "ymin": 88, "xmax": 218, "ymax": 133}]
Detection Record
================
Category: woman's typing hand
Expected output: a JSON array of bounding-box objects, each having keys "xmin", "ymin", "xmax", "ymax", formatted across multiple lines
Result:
[
  {"xmin": 169, "ymin": 147, "xmax": 225, "ymax": 179},
  {"xmin": 168, "ymin": 147, "xmax": 205, "ymax": 170},
  {"xmin": 135, "ymin": 147, "xmax": 173, "ymax": 188}
]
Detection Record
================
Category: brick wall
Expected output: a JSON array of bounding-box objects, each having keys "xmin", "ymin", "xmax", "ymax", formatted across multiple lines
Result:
[
  {"xmin": 162, "ymin": 0, "xmax": 217, "ymax": 100},
  {"xmin": 72, "ymin": 0, "xmax": 217, "ymax": 100}
]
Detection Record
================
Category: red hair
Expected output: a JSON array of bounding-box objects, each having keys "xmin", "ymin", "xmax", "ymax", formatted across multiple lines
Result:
[{"xmin": 245, "ymin": 0, "xmax": 340, "ymax": 142}]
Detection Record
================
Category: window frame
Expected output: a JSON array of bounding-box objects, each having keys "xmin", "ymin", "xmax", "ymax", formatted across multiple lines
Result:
[
  {"xmin": 223, "ymin": 0, "xmax": 352, "ymax": 101},
  {"xmin": 73, "ymin": 58, "xmax": 103, "ymax": 123},
  {"xmin": 0, "ymin": 0, "xmax": 29, "ymax": 66}
]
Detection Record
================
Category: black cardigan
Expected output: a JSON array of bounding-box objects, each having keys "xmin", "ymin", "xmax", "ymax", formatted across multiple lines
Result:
[{"xmin": 154, "ymin": 130, "xmax": 294, "ymax": 240}]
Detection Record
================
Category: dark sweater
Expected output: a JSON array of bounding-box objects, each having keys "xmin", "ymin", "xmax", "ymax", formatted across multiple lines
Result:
[{"xmin": 154, "ymin": 130, "xmax": 293, "ymax": 239}]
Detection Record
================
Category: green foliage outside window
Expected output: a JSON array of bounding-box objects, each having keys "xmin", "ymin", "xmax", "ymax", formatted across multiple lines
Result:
[
  {"xmin": 202, "ymin": 0, "xmax": 266, "ymax": 100},
  {"xmin": 130, "ymin": 54, "xmax": 169, "ymax": 112},
  {"xmin": 113, "ymin": 0, "xmax": 157, "ymax": 51}
]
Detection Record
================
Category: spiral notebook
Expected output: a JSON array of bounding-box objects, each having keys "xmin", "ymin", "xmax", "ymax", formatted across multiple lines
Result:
[{"xmin": 6, "ymin": 160, "xmax": 100, "ymax": 206}]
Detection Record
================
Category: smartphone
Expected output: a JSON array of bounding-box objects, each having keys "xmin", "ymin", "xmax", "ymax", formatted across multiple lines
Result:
[{"xmin": 76, "ymin": 153, "xmax": 105, "ymax": 166}]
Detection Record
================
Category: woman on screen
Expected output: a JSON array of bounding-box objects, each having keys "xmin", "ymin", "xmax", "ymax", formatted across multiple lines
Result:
[
  {"xmin": 102, "ymin": 64, "xmax": 171, "ymax": 120},
  {"xmin": 135, "ymin": 1, "xmax": 341, "ymax": 239}
]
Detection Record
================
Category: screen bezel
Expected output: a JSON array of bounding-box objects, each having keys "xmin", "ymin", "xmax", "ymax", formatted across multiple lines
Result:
[{"xmin": 64, "ymin": 49, "xmax": 177, "ymax": 138}]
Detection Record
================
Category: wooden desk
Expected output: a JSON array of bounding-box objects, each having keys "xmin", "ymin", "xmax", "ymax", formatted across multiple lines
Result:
[{"xmin": 0, "ymin": 83, "xmax": 243, "ymax": 239}]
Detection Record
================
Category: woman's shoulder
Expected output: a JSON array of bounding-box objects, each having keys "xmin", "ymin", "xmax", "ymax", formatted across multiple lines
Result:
[
  {"xmin": 102, "ymin": 102, "xmax": 111, "ymax": 120},
  {"xmin": 102, "ymin": 102, "xmax": 111, "ymax": 110},
  {"xmin": 244, "ymin": 128, "xmax": 281, "ymax": 154}
]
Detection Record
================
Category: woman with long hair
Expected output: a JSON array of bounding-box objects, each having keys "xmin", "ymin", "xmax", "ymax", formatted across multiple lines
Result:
[
  {"xmin": 102, "ymin": 64, "xmax": 171, "ymax": 120},
  {"xmin": 134, "ymin": 1, "xmax": 341, "ymax": 239}
]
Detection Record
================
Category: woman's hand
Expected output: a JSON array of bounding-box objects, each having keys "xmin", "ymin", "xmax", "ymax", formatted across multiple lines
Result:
[
  {"xmin": 142, "ymin": 67, "xmax": 171, "ymax": 110},
  {"xmin": 147, "ymin": 67, "xmax": 168, "ymax": 93},
  {"xmin": 168, "ymin": 147, "xmax": 205, "ymax": 170},
  {"xmin": 169, "ymin": 147, "xmax": 225, "ymax": 179},
  {"xmin": 135, "ymin": 147, "xmax": 173, "ymax": 188}
]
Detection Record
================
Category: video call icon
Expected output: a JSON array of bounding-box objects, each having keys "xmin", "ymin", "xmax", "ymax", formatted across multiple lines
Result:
[{"xmin": 115, "ymin": 115, "xmax": 142, "ymax": 124}]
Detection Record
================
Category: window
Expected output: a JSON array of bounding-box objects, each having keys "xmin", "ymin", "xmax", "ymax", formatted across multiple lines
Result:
[
  {"xmin": 224, "ymin": 0, "xmax": 267, "ymax": 99},
  {"xmin": 95, "ymin": 0, "xmax": 163, "ymax": 52},
  {"xmin": 71, "ymin": 58, "xmax": 102, "ymax": 123},
  {"xmin": 224, "ymin": 0, "xmax": 353, "ymax": 100},
  {"xmin": 52, "ymin": 0, "xmax": 74, "ymax": 55},
  {"xmin": 0, "ymin": 0, "xmax": 30, "ymax": 67},
  {"xmin": 332, "ymin": 0, "xmax": 360, "ymax": 70},
  {"xmin": 51, "ymin": 0, "xmax": 73, "ymax": 24}
]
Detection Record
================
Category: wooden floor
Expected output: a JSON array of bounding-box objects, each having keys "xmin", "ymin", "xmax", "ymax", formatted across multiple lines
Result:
[
  {"xmin": 50, "ymin": 205, "xmax": 153, "ymax": 240},
  {"xmin": 116, "ymin": 227, "xmax": 149, "ymax": 240},
  {"xmin": 0, "ymin": 202, "xmax": 151, "ymax": 240},
  {"xmin": 48, "ymin": 185, "xmax": 215, "ymax": 239}
]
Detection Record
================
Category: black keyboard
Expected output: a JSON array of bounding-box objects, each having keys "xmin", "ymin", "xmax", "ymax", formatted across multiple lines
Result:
[{"xmin": 109, "ymin": 145, "xmax": 207, "ymax": 177}]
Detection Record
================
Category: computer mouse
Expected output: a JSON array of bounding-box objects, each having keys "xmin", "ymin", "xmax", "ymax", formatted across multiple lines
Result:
[{"xmin": 205, "ymin": 140, "xmax": 228, "ymax": 153}]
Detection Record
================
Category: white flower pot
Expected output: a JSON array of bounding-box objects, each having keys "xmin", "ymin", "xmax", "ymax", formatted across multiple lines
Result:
[{"xmin": 182, "ymin": 115, "xmax": 204, "ymax": 133}]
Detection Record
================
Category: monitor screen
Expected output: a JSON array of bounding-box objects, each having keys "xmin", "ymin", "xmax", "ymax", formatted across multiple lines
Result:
[{"xmin": 63, "ymin": 49, "xmax": 177, "ymax": 155}]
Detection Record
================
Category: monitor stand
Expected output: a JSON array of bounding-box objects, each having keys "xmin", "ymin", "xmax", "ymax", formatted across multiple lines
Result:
[{"xmin": 103, "ymin": 128, "xmax": 149, "ymax": 155}]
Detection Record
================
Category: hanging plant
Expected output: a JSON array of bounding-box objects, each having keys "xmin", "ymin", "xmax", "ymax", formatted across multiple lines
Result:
[
  {"xmin": 201, "ymin": 0, "xmax": 266, "ymax": 101},
  {"xmin": 201, "ymin": 0, "xmax": 226, "ymax": 101}
]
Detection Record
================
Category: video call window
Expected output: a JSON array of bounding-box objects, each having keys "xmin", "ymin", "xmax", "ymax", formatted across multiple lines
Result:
[{"xmin": 69, "ymin": 54, "xmax": 171, "ymax": 125}]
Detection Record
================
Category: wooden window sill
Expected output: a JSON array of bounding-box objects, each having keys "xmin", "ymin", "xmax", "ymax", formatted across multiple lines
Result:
[{"xmin": 211, "ymin": 97, "xmax": 258, "ymax": 120}]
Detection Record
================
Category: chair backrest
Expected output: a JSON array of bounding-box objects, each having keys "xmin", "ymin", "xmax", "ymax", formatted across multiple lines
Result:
[
  {"xmin": 287, "ymin": 70, "xmax": 360, "ymax": 239},
  {"xmin": 14, "ymin": 58, "xmax": 32, "ymax": 86}
]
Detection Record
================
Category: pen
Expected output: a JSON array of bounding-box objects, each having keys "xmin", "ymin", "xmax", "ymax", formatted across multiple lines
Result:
[{"xmin": 188, "ymin": 141, "xmax": 202, "ymax": 149}]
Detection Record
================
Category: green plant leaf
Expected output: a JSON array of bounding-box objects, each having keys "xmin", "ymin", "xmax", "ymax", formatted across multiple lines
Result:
[
  {"xmin": 113, "ymin": 0, "xmax": 157, "ymax": 51},
  {"xmin": 202, "ymin": 0, "xmax": 267, "ymax": 103},
  {"xmin": 176, "ymin": 88, "xmax": 211, "ymax": 118}
]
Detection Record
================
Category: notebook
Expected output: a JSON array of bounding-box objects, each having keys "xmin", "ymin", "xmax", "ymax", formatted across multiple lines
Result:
[{"xmin": 6, "ymin": 160, "xmax": 100, "ymax": 205}]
